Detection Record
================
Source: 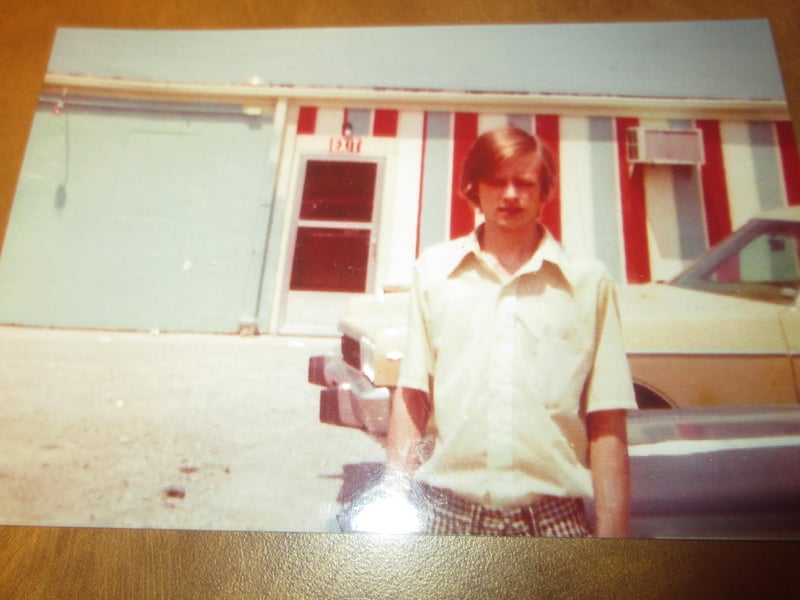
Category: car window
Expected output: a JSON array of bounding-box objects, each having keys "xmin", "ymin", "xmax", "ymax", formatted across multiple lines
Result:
[{"xmin": 673, "ymin": 219, "xmax": 800, "ymax": 304}]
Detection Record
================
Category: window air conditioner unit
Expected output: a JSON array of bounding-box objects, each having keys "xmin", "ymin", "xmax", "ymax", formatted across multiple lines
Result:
[{"xmin": 626, "ymin": 127, "xmax": 705, "ymax": 165}]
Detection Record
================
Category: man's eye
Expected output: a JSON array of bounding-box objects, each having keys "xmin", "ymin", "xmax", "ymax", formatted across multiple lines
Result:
[
  {"xmin": 513, "ymin": 178, "xmax": 538, "ymax": 189},
  {"xmin": 483, "ymin": 178, "xmax": 538, "ymax": 189}
]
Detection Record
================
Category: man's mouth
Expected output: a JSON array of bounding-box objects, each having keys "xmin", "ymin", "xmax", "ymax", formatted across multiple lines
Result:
[{"xmin": 498, "ymin": 206, "xmax": 522, "ymax": 217}]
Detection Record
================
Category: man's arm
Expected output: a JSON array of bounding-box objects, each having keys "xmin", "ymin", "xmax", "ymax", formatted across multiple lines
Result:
[
  {"xmin": 385, "ymin": 386, "xmax": 430, "ymax": 490},
  {"xmin": 587, "ymin": 409, "xmax": 630, "ymax": 537}
]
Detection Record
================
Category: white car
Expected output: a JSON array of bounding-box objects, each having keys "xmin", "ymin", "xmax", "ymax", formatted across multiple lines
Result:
[{"xmin": 310, "ymin": 206, "xmax": 800, "ymax": 434}]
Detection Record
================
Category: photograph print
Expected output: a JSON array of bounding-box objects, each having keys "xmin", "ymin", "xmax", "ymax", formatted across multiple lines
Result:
[{"xmin": 0, "ymin": 20, "xmax": 799, "ymax": 538}]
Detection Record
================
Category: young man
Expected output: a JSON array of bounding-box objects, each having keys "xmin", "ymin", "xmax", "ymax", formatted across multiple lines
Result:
[{"xmin": 386, "ymin": 126, "xmax": 636, "ymax": 537}]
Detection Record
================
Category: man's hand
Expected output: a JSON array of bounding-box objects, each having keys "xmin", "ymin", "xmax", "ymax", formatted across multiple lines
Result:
[
  {"xmin": 588, "ymin": 409, "xmax": 631, "ymax": 537},
  {"xmin": 385, "ymin": 386, "xmax": 430, "ymax": 488}
]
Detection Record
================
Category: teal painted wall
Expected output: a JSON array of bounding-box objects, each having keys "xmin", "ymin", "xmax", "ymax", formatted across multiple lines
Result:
[{"xmin": 0, "ymin": 102, "xmax": 279, "ymax": 332}]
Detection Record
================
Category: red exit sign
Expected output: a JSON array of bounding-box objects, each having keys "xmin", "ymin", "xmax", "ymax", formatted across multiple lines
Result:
[{"xmin": 329, "ymin": 136, "xmax": 363, "ymax": 154}]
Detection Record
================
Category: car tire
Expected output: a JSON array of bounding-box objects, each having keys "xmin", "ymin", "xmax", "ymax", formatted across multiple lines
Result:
[{"xmin": 634, "ymin": 384, "xmax": 672, "ymax": 410}]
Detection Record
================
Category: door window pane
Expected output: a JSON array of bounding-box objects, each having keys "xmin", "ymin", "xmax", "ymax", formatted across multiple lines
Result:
[
  {"xmin": 290, "ymin": 227, "xmax": 370, "ymax": 292},
  {"xmin": 299, "ymin": 160, "xmax": 377, "ymax": 222}
]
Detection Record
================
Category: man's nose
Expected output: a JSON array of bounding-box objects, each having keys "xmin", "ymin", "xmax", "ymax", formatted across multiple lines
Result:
[{"xmin": 502, "ymin": 180, "xmax": 519, "ymax": 198}]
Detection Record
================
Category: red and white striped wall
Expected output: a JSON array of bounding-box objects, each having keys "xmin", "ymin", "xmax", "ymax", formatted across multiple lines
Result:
[{"xmin": 295, "ymin": 105, "xmax": 800, "ymax": 284}]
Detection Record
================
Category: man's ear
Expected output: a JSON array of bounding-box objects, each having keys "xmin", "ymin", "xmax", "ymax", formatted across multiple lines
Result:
[
  {"xmin": 461, "ymin": 182, "xmax": 475, "ymax": 204},
  {"xmin": 461, "ymin": 184, "xmax": 483, "ymax": 212}
]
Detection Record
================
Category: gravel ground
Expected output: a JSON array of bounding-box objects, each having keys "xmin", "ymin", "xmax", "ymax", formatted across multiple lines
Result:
[{"xmin": 0, "ymin": 326, "xmax": 385, "ymax": 532}]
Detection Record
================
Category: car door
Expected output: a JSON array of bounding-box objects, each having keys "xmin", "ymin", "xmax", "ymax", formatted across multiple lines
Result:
[
  {"xmin": 628, "ymin": 216, "xmax": 800, "ymax": 408},
  {"xmin": 779, "ymin": 303, "xmax": 800, "ymax": 404}
]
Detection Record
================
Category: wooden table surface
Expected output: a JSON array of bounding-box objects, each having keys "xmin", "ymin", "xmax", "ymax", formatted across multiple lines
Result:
[{"xmin": 1, "ymin": 1, "xmax": 799, "ymax": 597}]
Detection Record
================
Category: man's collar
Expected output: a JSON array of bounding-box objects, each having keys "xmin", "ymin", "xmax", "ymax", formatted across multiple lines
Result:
[{"xmin": 444, "ymin": 224, "xmax": 566, "ymax": 278}]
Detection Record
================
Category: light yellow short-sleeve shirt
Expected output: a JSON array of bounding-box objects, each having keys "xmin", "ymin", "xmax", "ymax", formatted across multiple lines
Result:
[{"xmin": 397, "ymin": 226, "xmax": 637, "ymax": 509}]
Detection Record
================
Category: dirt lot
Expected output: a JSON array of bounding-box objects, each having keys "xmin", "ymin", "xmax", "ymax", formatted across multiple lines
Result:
[{"xmin": 0, "ymin": 326, "xmax": 385, "ymax": 532}]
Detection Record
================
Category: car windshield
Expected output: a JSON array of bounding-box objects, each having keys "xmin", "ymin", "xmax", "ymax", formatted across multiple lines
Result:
[{"xmin": 671, "ymin": 218, "xmax": 800, "ymax": 304}]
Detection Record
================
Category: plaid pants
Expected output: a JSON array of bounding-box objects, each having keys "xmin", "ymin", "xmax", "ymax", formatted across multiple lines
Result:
[{"xmin": 417, "ymin": 483, "xmax": 592, "ymax": 537}]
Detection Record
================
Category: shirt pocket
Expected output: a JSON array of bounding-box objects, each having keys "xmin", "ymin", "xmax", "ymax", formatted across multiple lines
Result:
[{"xmin": 515, "ymin": 298, "xmax": 594, "ymax": 412}]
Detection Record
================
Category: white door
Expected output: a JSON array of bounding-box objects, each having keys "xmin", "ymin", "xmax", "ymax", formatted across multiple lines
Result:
[{"xmin": 280, "ymin": 156, "xmax": 383, "ymax": 335}]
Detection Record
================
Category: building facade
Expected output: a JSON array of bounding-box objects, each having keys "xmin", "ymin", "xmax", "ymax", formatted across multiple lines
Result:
[{"xmin": 1, "ymin": 25, "xmax": 797, "ymax": 335}]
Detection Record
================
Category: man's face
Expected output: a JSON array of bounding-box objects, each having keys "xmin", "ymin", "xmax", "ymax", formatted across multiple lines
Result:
[{"xmin": 476, "ymin": 151, "xmax": 546, "ymax": 233}]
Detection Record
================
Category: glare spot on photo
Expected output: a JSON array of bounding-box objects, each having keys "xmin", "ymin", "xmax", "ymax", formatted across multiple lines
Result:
[{"xmin": 349, "ymin": 493, "xmax": 423, "ymax": 534}]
